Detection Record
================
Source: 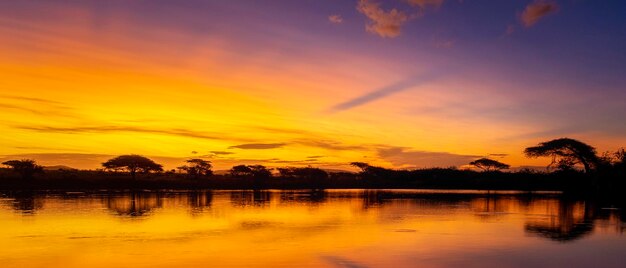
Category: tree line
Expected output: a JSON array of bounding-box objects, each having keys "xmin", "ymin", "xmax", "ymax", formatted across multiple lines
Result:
[{"xmin": 2, "ymin": 137, "xmax": 625, "ymax": 186}]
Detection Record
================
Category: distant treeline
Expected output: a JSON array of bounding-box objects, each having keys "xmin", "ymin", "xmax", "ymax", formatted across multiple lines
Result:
[{"xmin": 1, "ymin": 137, "xmax": 624, "ymax": 193}]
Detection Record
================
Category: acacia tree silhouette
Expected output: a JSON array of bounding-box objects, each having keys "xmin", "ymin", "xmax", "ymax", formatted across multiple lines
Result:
[
  {"xmin": 102, "ymin": 155, "xmax": 163, "ymax": 179},
  {"xmin": 469, "ymin": 158, "xmax": 510, "ymax": 172},
  {"xmin": 524, "ymin": 138, "xmax": 600, "ymax": 173},
  {"xmin": 178, "ymin": 159, "xmax": 213, "ymax": 179},
  {"xmin": 2, "ymin": 159, "xmax": 43, "ymax": 180}
]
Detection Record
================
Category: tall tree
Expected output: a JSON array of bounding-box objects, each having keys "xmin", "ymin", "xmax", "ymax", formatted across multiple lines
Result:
[
  {"xmin": 102, "ymin": 155, "xmax": 163, "ymax": 179},
  {"xmin": 469, "ymin": 158, "xmax": 510, "ymax": 171},
  {"xmin": 524, "ymin": 138, "xmax": 600, "ymax": 173},
  {"xmin": 2, "ymin": 159, "xmax": 43, "ymax": 180}
]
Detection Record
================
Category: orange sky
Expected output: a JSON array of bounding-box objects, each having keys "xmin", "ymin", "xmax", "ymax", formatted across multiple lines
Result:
[{"xmin": 1, "ymin": 1, "xmax": 625, "ymax": 170}]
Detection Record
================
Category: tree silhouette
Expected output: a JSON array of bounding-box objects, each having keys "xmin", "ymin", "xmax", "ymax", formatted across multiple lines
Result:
[
  {"xmin": 350, "ymin": 162, "xmax": 394, "ymax": 179},
  {"xmin": 178, "ymin": 159, "xmax": 213, "ymax": 178},
  {"xmin": 2, "ymin": 159, "xmax": 43, "ymax": 180},
  {"xmin": 524, "ymin": 138, "xmax": 600, "ymax": 173},
  {"xmin": 230, "ymin": 165, "xmax": 252, "ymax": 177},
  {"xmin": 229, "ymin": 165, "xmax": 271, "ymax": 179},
  {"xmin": 102, "ymin": 155, "xmax": 163, "ymax": 179},
  {"xmin": 614, "ymin": 148, "xmax": 626, "ymax": 171},
  {"xmin": 229, "ymin": 165, "xmax": 272, "ymax": 188},
  {"xmin": 277, "ymin": 166, "xmax": 328, "ymax": 188},
  {"xmin": 469, "ymin": 158, "xmax": 510, "ymax": 172},
  {"xmin": 277, "ymin": 167, "xmax": 328, "ymax": 180}
]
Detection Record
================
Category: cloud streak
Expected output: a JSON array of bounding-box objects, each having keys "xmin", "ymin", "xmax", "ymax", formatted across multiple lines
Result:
[
  {"xmin": 0, "ymin": 95, "xmax": 78, "ymax": 118},
  {"xmin": 327, "ymin": 71, "xmax": 444, "ymax": 113},
  {"xmin": 357, "ymin": 0, "xmax": 410, "ymax": 38},
  {"xmin": 520, "ymin": 0, "xmax": 559, "ymax": 27},
  {"xmin": 377, "ymin": 146, "xmax": 480, "ymax": 168},
  {"xmin": 228, "ymin": 143, "xmax": 287, "ymax": 150},
  {"xmin": 15, "ymin": 125, "xmax": 251, "ymax": 142}
]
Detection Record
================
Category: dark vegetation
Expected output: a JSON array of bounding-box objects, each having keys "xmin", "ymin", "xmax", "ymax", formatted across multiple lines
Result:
[{"xmin": 1, "ymin": 138, "xmax": 624, "ymax": 196}]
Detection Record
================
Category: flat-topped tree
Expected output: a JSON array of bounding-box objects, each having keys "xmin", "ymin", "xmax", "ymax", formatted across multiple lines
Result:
[
  {"xmin": 102, "ymin": 155, "xmax": 163, "ymax": 179},
  {"xmin": 178, "ymin": 159, "xmax": 213, "ymax": 178},
  {"xmin": 524, "ymin": 138, "xmax": 600, "ymax": 173},
  {"xmin": 469, "ymin": 158, "xmax": 510, "ymax": 172},
  {"xmin": 2, "ymin": 159, "xmax": 43, "ymax": 180}
]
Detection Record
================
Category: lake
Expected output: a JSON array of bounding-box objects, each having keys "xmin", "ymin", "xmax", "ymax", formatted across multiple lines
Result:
[{"xmin": 0, "ymin": 190, "xmax": 624, "ymax": 267}]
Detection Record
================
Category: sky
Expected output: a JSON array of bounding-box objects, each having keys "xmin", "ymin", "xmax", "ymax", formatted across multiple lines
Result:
[{"xmin": 0, "ymin": 0, "xmax": 625, "ymax": 170}]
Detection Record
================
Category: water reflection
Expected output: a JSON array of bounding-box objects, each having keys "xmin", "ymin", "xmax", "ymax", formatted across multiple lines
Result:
[
  {"xmin": 188, "ymin": 191, "xmax": 213, "ymax": 215},
  {"xmin": 104, "ymin": 192, "xmax": 163, "ymax": 217},
  {"xmin": 2, "ymin": 190, "xmax": 624, "ymax": 237},
  {"xmin": 1, "ymin": 190, "xmax": 625, "ymax": 267},
  {"xmin": 524, "ymin": 199, "xmax": 595, "ymax": 242},
  {"xmin": 4, "ymin": 191, "xmax": 43, "ymax": 214},
  {"xmin": 230, "ymin": 190, "xmax": 271, "ymax": 207},
  {"xmin": 279, "ymin": 189, "xmax": 327, "ymax": 204}
]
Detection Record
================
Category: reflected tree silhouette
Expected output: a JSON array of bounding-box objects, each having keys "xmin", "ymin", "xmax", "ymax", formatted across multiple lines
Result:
[
  {"xmin": 188, "ymin": 191, "xmax": 213, "ymax": 214},
  {"xmin": 471, "ymin": 195, "xmax": 513, "ymax": 219},
  {"xmin": 524, "ymin": 199, "xmax": 595, "ymax": 242},
  {"xmin": 104, "ymin": 192, "xmax": 163, "ymax": 217},
  {"xmin": 230, "ymin": 190, "xmax": 271, "ymax": 207},
  {"xmin": 362, "ymin": 190, "xmax": 388, "ymax": 209},
  {"xmin": 9, "ymin": 191, "xmax": 43, "ymax": 214},
  {"xmin": 279, "ymin": 189, "xmax": 327, "ymax": 204}
]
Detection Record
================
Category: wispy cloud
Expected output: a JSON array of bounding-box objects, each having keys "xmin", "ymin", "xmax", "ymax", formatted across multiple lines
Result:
[
  {"xmin": 406, "ymin": 0, "xmax": 444, "ymax": 9},
  {"xmin": 377, "ymin": 146, "xmax": 480, "ymax": 168},
  {"xmin": 0, "ymin": 95, "xmax": 78, "ymax": 118},
  {"xmin": 0, "ymin": 95, "xmax": 65, "ymax": 105},
  {"xmin": 327, "ymin": 71, "xmax": 444, "ymax": 113},
  {"xmin": 210, "ymin": 151, "xmax": 234, "ymax": 155},
  {"xmin": 295, "ymin": 139, "xmax": 368, "ymax": 151},
  {"xmin": 228, "ymin": 143, "xmax": 287, "ymax": 150},
  {"xmin": 520, "ymin": 0, "xmax": 559, "ymax": 27},
  {"xmin": 328, "ymin": 14, "xmax": 343, "ymax": 24},
  {"xmin": 357, "ymin": 0, "xmax": 410, "ymax": 38},
  {"xmin": 12, "ymin": 146, "xmax": 85, "ymax": 152},
  {"xmin": 15, "ymin": 125, "xmax": 249, "ymax": 142}
]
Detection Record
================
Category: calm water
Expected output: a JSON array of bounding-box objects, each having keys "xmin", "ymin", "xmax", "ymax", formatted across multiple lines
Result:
[{"xmin": 0, "ymin": 190, "xmax": 624, "ymax": 268}]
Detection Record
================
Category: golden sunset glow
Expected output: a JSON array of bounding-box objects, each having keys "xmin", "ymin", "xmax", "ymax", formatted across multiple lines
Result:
[
  {"xmin": 2, "ymin": 1, "xmax": 625, "ymax": 171},
  {"xmin": 2, "ymin": 2, "xmax": 625, "ymax": 268}
]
